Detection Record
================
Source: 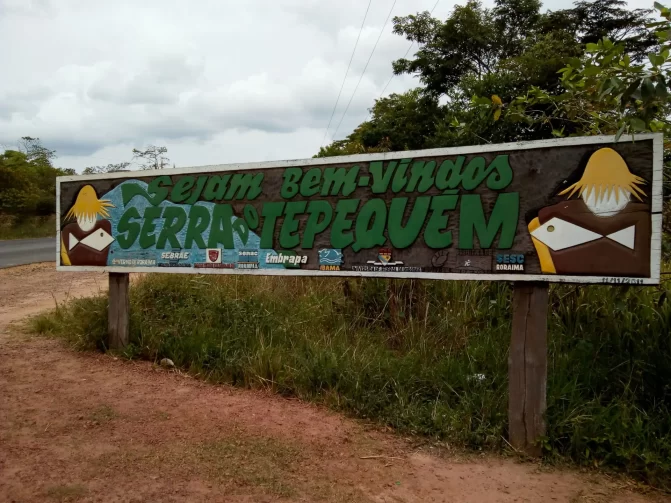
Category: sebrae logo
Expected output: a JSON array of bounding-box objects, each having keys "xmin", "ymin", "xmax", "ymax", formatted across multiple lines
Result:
[
  {"xmin": 161, "ymin": 251, "xmax": 190, "ymax": 260},
  {"xmin": 158, "ymin": 250, "xmax": 190, "ymax": 268}
]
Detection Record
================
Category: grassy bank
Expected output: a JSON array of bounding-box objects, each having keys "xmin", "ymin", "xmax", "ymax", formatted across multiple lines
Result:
[
  {"xmin": 33, "ymin": 272, "xmax": 671, "ymax": 486},
  {"xmin": 0, "ymin": 214, "xmax": 55, "ymax": 240}
]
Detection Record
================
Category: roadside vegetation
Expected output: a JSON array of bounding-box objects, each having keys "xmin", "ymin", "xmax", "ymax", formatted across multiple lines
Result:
[
  {"xmin": 0, "ymin": 138, "xmax": 170, "ymax": 240},
  {"xmin": 0, "ymin": 215, "xmax": 55, "ymax": 240},
  {"xmin": 0, "ymin": 138, "xmax": 70, "ymax": 240},
  {"xmin": 24, "ymin": 0, "xmax": 671, "ymax": 491},
  {"xmin": 33, "ymin": 272, "xmax": 671, "ymax": 486}
]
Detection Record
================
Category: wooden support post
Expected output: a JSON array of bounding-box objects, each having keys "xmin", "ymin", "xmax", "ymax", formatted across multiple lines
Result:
[
  {"xmin": 108, "ymin": 272, "xmax": 130, "ymax": 350},
  {"xmin": 509, "ymin": 281, "xmax": 549, "ymax": 456}
]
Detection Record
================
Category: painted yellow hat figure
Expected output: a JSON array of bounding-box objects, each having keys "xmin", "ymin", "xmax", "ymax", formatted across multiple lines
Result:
[
  {"xmin": 528, "ymin": 148, "xmax": 651, "ymax": 277},
  {"xmin": 60, "ymin": 185, "xmax": 115, "ymax": 267}
]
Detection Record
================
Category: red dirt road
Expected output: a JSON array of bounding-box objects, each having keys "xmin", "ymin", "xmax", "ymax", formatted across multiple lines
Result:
[{"xmin": 0, "ymin": 264, "xmax": 667, "ymax": 502}]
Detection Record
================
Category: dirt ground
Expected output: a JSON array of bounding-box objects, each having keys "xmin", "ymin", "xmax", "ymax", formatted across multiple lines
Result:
[{"xmin": 0, "ymin": 263, "xmax": 668, "ymax": 503}]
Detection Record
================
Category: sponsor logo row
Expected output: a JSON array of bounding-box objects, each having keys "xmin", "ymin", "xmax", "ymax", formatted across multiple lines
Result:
[
  {"xmin": 430, "ymin": 251, "xmax": 526, "ymax": 273},
  {"xmin": 112, "ymin": 248, "xmax": 528, "ymax": 273}
]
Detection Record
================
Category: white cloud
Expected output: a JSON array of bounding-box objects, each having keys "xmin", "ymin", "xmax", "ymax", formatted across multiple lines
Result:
[{"xmin": 0, "ymin": 0, "xmax": 657, "ymax": 172}]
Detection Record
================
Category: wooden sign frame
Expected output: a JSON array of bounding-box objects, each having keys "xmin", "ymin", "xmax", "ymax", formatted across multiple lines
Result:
[{"xmin": 56, "ymin": 134, "xmax": 664, "ymax": 285}]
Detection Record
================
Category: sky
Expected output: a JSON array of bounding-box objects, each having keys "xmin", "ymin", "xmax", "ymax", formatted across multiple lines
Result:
[{"xmin": 0, "ymin": 0, "xmax": 657, "ymax": 172}]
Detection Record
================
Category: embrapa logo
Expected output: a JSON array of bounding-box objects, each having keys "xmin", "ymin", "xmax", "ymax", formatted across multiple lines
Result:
[{"xmin": 265, "ymin": 252, "xmax": 308, "ymax": 268}]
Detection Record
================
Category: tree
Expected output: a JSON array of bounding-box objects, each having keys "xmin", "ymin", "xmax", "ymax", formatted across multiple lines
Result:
[
  {"xmin": 467, "ymin": 2, "xmax": 671, "ymax": 235},
  {"xmin": 0, "ymin": 138, "xmax": 70, "ymax": 216},
  {"xmin": 558, "ymin": 0, "xmax": 658, "ymax": 61},
  {"xmin": 391, "ymin": 0, "xmax": 656, "ymax": 98},
  {"xmin": 316, "ymin": 89, "xmax": 442, "ymax": 157},
  {"xmin": 319, "ymin": 0, "xmax": 662, "ymax": 156},
  {"xmin": 83, "ymin": 162, "xmax": 131, "ymax": 175},
  {"xmin": 18, "ymin": 136, "xmax": 56, "ymax": 165},
  {"xmin": 132, "ymin": 145, "xmax": 169, "ymax": 170},
  {"xmin": 315, "ymin": 135, "xmax": 391, "ymax": 158},
  {"xmin": 392, "ymin": 1, "xmax": 507, "ymax": 96}
]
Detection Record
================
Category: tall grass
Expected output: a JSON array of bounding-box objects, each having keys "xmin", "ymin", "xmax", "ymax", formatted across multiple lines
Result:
[
  {"xmin": 0, "ymin": 214, "xmax": 55, "ymax": 240},
  {"xmin": 33, "ymin": 271, "xmax": 671, "ymax": 485}
]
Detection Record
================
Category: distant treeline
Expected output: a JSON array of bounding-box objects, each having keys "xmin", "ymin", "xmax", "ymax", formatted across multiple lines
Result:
[
  {"xmin": 0, "ymin": 140, "xmax": 170, "ymax": 221},
  {"xmin": 0, "ymin": 137, "xmax": 73, "ymax": 218}
]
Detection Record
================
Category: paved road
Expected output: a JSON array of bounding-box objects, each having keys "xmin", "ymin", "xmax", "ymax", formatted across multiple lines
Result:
[{"xmin": 0, "ymin": 237, "xmax": 55, "ymax": 269}]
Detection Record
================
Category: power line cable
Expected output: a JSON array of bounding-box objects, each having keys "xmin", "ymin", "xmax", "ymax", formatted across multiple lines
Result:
[
  {"xmin": 329, "ymin": 0, "xmax": 398, "ymax": 142},
  {"xmin": 378, "ymin": 40, "xmax": 415, "ymax": 99},
  {"xmin": 321, "ymin": 0, "xmax": 373, "ymax": 146},
  {"xmin": 376, "ymin": 0, "xmax": 441, "ymax": 103}
]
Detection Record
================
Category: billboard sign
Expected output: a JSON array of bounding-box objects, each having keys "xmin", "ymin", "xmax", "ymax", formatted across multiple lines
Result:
[{"xmin": 56, "ymin": 134, "xmax": 664, "ymax": 284}]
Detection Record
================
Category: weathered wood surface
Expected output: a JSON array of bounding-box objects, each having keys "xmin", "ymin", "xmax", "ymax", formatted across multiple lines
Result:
[
  {"xmin": 108, "ymin": 272, "xmax": 129, "ymax": 350},
  {"xmin": 57, "ymin": 138, "xmax": 656, "ymax": 278},
  {"xmin": 509, "ymin": 281, "xmax": 549, "ymax": 456}
]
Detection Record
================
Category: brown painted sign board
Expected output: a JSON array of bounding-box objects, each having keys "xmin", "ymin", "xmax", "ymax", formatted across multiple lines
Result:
[{"xmin": 56, "ymin": 134, "xmax": 664, "ymax": 285}]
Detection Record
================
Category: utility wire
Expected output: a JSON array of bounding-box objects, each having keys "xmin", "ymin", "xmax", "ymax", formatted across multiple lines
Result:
[
  {"xmin": 321, "ymin": 0, "xmax": 373, "ymax": 146},
  {"xmin": 376, "ymin": 0, "xmax": 441, "ymax": 104},
  {"xmin": 378, "ymin": 40, "xmax": 415, "ymax": 99},
  {"xmin": 329, "ymin": 0, "xmax": 398, "ymax": 143}
]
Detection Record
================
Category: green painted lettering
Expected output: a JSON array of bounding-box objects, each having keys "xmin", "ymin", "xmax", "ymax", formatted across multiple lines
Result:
[
  {"xmin": 321, "ymin": 166, "xmax": 359, "ymax": 196},
  {"xmin": 117, "ymin": 207, "xmax": 142, "ymax": 249},
  {"xmin": 369, "ymin": 160, "xmax": 397, "ymax": 193},
  {"xmin": 157, "ymin": 206, "xmax": 187, "ymax": 249},
  {"xmin": 300, "ymin": 168, "xmax": 321, "ymax": 197},
  {"xmin": 171, "ymin": 176, "xmax": 195, "ymax": 203},
  {"xmin": 207, "ymin": 204, "xmax": 234, "ymax": 248},
  {"xmin": 404, "ymin": 160, "xmax": 436, "ymax": 192},
  {"xmin": 461, "ymin": 157, "xmax": 488, "ymax": 191},
  {"xmin": 458, "ymin": 192, "xmax": 519, "ymax": 249},
  {"xmin": 146, "ymin": 176, "xmax": 172, "ymax": 206},
  {"xmin": 138, "ymin": 206, "xmax": 163, "ymax": 249},
  {"xmin": 185, "ymin": 175, "xmax": 208, "ymax": 205},
  {"xmin": 391, "ymin": 159, "xmax": 411, "ymax": 193},
  {"xmin": 185, "ymin": 205, "xmax": 211, "ymax": 249},
  {"xmin": 424, "ymin": 195, "xmax": 458, "ymax": 249},
  {"xmin": 387, "ymin": 196, "xmax": 431, "ymax": 248},
  {"xmin": 225, "ymin": 173, "xmax": 264, "ymax": 200},
  {"xmin": 486, "ymin": 155, "xmax": 513, "ymax": 190},
  {"xmin": 435, "ymin": 156, "xmax": 465, "ymax": 190},
  {"xmin": 260, "ymin": 202, "xmax": 285, "ymax": 248},
  {"xmin": 280, "ymin": 201, "xmax": 307, "ymax": 249},
  {"xmin": 281, "ymin": 168, "xmax": 302, "ymax": 199},
  {"xmin": 203, "ymin": 174, "xmax": 231, "ymax": 201},
  {"xmin": 244, "ymin": 204, "xmax": 259, "ymax": 230},
  {"xmin": 330, "ymin": 199, "xmax": 359, "ymax": 249},
  {"xmin": 353, "ymin": 198, "xmax": 387, "ymax": 252},
  {"xmin": 302, "ymin": 201, "xmax": 333, "ymax": 248}
]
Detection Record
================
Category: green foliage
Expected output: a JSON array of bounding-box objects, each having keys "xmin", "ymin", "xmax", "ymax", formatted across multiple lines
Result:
[
  {"xmin": 35, "ymin": 272, "xmax": 671, "ymax": 486},
  {"xmin": 391, "ymin": 0, "xmax": 655, "ymax": 98},
  {"xmin": 467, "ymin": 3, "xmax": 671, "ymax": 235},
  {"xmin": 0, "ymin": 138, "xmax": 69, "ymax": 217},
  {"xmin": 320, "ymin": 0, "xmax": 660, "ymax": 156},
  {"xmin": 314, "ymin": 136, "xmax": 391, "ymax": 159},
  {"xmin": 491, "ymin": 8, "xmax": 671, "ymax": 139},
  {"xmin": 315, "ymin": 89, "xmax": 441, "ymax": 157}
]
